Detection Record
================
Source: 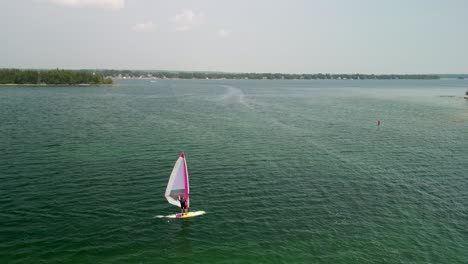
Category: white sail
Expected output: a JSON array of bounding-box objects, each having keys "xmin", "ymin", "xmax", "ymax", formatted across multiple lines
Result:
[{"xmin": 165, "ymin": 153, "xmax": 189, "ymax": 208}]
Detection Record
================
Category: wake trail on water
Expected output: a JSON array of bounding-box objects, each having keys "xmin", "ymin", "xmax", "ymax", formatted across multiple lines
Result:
[{"xmin": 216, "ymin": 85, "xmax": 254, "ymax": 110}]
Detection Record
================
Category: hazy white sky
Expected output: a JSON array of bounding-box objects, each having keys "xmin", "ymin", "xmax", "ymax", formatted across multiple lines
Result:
[{"xmin": 1, "ymin": 0, "xmax": 467, "ymax": 73}]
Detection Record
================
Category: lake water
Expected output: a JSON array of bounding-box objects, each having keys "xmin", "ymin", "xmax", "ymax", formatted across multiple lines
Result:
[{"xmin": 1, "ymin": 79, "xmax": 467, "ymax": 263}]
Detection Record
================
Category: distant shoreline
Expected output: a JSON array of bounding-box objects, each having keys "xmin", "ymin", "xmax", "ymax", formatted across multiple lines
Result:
[
  {"xmin": 3, "ymin": 68, "xmax": 467, "ymax": 82},
  {"xmin": 0, "ymin": 83, "xmax": 114, "ymax": 87},
  {"xmin": 108, "ymin": 73, "xmax": 441, "ymax": 80},
  {"xmin": 114, "ymin": 77, "xmax": 449, "ymax": 81},
  {"xmin": 0, "ymin": 69, "xmax": 113, "ymax": 86}
]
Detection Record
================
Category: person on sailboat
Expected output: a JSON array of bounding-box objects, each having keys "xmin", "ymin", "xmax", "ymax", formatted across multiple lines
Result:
[{"xmin": 178, "ymin": 195, "xmax": 188, "ymax": 214}]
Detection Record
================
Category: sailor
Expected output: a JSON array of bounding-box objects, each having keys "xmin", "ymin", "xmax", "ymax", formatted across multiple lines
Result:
[{"xmin": 178, "ymin": 195, "xmax": 187, "ymax": 214}]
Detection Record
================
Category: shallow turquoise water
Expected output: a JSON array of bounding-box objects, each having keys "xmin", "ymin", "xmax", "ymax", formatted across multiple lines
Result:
[{"xmin": 1, "ymin": 79, "xmax": 467, "ymax": 263}]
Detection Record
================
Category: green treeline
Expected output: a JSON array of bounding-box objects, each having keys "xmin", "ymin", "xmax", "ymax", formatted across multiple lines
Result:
[
  {"xmin": 101, "ymin": 69, "xmax": 440, "ymax": 80},
  {"xmin": 0, "ymin": 69, "xmax": 112, "ymax": 85},
  {"xmin": 0, "ymin": 68, "xmax": 441, "ymax": 84}
]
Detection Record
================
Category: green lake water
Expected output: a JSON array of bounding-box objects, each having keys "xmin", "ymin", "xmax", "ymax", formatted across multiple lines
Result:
[{"xmin": 1, "ymin": 79, "xmax": 467, "ymax": 263}]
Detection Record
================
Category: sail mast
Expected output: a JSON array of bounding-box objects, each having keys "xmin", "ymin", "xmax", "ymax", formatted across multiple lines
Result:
[{"xmin": 182, "ymin": 152, "xmax": 190, "ymax": 209}]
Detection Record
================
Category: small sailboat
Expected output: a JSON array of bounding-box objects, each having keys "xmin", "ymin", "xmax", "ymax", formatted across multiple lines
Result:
[{"xmin": 162, "ymin": 153, "xmax": 205, "ymax": 219}]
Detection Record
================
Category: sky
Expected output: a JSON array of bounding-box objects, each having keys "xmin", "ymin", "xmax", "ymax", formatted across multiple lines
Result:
[{"xmin": 1, "ymin": 0, "xmax": 467, "ymax": 73}]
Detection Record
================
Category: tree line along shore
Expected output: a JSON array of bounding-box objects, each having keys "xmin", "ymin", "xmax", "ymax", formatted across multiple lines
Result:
[
  {"xmin": 0, "ymin": 69, "xmax": 112, "ymax": 85},
  {"xmin": 104, "ymin": 70, "xmax": 440, "ymax": 80},
  {"xmin": 0, "ymin": 69, "xmax": 444, "ymax": 85}
]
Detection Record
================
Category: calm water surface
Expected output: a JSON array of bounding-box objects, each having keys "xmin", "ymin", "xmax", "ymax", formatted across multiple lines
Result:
[{"xmin": 1, "ymin": 79, "xmax": 467, "ymax": 263}]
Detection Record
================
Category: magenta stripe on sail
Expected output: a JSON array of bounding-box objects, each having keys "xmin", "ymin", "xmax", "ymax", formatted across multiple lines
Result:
[{"xmin": 181, "ymin": 152, "xmax": 189, "ymax": 208}]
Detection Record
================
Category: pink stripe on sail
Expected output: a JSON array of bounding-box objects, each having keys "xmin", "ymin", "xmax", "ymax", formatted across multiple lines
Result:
[{"xmin": 182, "ymin": 152, "xmax": 189, "ymax": 209}]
